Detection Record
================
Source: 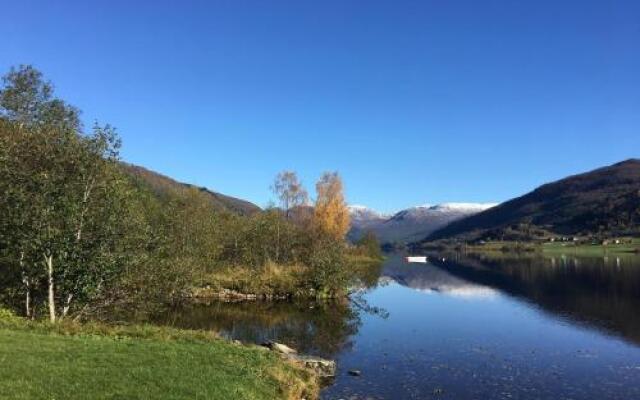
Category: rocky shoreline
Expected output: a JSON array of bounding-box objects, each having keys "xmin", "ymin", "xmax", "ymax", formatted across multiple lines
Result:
[
  {"xmin": 260, "ymin": 340, "xmax": 336, "ymax": 378},
  {"xmin": 191, "ymin": 287, "xmax": 294, "ymax": 301}
]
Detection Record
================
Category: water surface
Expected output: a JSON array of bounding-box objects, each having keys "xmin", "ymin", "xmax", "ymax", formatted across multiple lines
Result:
[{"xmin": 161, "ymin": 253, "xmax": 640, "ymax": 399}]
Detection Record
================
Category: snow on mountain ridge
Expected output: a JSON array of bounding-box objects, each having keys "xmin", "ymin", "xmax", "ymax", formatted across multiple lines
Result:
[
  {"xmin": 348, "ymin": 202, "xmax": 499, "ymax": 244},
  {"xmin": 349, "ymin": 202, "xmax": 496, "ymax": 217},
  {"xmin": 431, "ymin": 202, "xmax": 497, "ymax": 210},
  {"xmin": 348, "ymin": 205, "xmax": 390, "ymax": 220}
]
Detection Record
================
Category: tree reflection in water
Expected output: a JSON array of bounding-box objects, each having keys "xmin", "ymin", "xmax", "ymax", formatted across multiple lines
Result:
[{"xmin": 157, "ymin": 260, "xmax": 387, "ymax": 359}]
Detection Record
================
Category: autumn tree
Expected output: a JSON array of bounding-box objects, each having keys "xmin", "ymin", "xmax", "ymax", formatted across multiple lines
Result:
[{"xmin": 313, "ymin": 172, "xmax": 350, "ymax": 240}]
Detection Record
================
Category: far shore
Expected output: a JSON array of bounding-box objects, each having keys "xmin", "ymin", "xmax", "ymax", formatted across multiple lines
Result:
[{"xmin": 421, "ymin": 238, "xmax": 640, "ymax": 256}]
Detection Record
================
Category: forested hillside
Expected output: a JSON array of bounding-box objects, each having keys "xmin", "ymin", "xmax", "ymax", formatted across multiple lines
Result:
[
  {"xmin": 121, "ymin": 164, "xmax": 261, "ymax": 216},
  {"xmin": 425, "ymin": 160, "xmax": 640, "ymax": 242}
]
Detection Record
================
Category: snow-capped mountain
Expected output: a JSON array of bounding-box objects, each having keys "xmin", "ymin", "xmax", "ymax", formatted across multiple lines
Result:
[
  {"xmin": 347, "ymin": 205, "xmax": 389, "ymax": 241},
  {"xmin": 348, "ymin": 205, "xmax": 389, "ymax": 224},
  {"xmin": 348, "ymin": 202, "xmax": 497, "ymax": 244}
]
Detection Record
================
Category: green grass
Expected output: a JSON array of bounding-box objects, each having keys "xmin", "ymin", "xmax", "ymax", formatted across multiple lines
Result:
[
  {"xmin": 0, "ymin": 312, "xmax": 317, "ymax": 400},
  {"xmin": 455, "ymin": 239, "xmax": 640, "ymax": 256},
  {"xmin": 457, "ymin": 241, "xmax": 537, "ymax": 253},
  {"xmin": 541, "ymin": 240, "xmax": 640, "ymax": 256}
]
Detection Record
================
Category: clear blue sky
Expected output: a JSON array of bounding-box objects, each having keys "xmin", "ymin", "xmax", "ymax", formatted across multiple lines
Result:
[{"xmin": 2, "ymin": 1, "xmax": 639, "ymax": 213}]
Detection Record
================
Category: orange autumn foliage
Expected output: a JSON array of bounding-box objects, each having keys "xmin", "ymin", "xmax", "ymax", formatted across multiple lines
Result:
[{"xmin": 313, "ymin": 172, "xmax": 350, "ymax": 240}]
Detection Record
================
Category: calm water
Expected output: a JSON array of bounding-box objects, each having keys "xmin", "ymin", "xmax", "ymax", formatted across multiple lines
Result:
[{"xmin": 160, "ymin": 253, "xmax": 640, "ymax": 399}]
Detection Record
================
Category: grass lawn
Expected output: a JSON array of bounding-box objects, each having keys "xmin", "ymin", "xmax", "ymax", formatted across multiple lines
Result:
[
  {"xmin": 541, "ymin": 239, "xmax": 640, "ymax": 256},
  {"xmin": 0, "ymin": 324, "xmax": 316, "ymax": 400},
  {"xmin": 456, "ymin": 239, "xmax": 640, "ymax": 257}
]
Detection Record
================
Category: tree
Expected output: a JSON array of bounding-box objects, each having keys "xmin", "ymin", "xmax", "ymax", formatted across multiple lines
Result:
[
  {"xmin": 356, "ymin": 231, "xmax": 383, "ymax": 260},
  {"xmin": 271, "ymin": 171, "xmax": 308, "ymax": 219},
  {"xmin": 0, "ymin": 64, "xmax": 80, "ymax": 131},
  {"xmin": 0, "ymin": 119, "xmax": 43, "ymax": 317},
  {"xmin": 313, "ymin": 172, "xmax": 350, "ymax": 240},
  {"xmin": 0, "ymin": 66, "xmax": 130, "ymax": 322},
  {"xmin": 0, "ymin": 122, "xmax": 130, "ymax": 321}
]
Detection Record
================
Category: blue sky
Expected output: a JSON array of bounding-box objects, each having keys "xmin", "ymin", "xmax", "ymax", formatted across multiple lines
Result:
[{"xmin": 2, "ymin": 0, "xmax": 639, "ymax": 213}]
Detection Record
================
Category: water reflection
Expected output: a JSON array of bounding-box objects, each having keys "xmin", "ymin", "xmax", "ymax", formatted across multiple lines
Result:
[
  {"xmin": 429, "ymin": 251, "xmax": 640, "ymax": 345},
  {"xmin": 382, "ymin": 254, "xmax": 498, "ymax": 299},
  {"xmin": 158, "ymin": 299, "xmax": 359, "ymax": 358},
  {"xmin": 322, "ymin": 253, "xmax": 640, "ymax": 399}
]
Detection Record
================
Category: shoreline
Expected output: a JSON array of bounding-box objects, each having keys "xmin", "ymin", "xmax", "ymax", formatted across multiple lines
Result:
[{"xmin": 422, "ymin": 239, "xmax": 640, "ymax": 256}]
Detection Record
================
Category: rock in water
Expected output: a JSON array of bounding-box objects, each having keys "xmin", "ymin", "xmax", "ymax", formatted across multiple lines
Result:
[
  {"xmin": 293, "ymin": 355, "xmax": 337, "ymax": 378},
  {"xmin": 262, "ymin": 341, "xmax": 336, "ymax": 377}
]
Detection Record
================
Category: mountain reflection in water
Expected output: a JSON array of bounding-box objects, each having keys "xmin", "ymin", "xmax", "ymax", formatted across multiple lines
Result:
[
  {"xmin": 382, "ymin": 257, "xmax": 498, "ymax": 299},
  {"xmin": 429, "ymin": 252, "xmax": 640, "ymax": 346}
]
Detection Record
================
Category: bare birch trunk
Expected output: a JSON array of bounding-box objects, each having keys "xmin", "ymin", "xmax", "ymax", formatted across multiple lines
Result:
[
  {"xmin": 45, "ymin": 254, "xmax": 56, "ymax": 323},
  {"xmin": 61, "ymin": 294, "xmax": 73, "ymax": 319},
  {"xmin": 25, "ymin": 285, "xmax": 31, "ymax": 318},
  {"xmin": 76, "ymin": 177, "xmax": 95, "ymax": 242},
  {"xmin": 19, "ymin": 251, "xmax": 31, "ymax": 318}
]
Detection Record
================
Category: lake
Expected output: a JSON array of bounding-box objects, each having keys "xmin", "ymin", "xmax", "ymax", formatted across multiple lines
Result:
[{"xmin": 160, "ymin": 252, "xmax": 640, "ymax": 399}]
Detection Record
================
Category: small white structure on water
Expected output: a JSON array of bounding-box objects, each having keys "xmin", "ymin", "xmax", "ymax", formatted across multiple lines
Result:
[{"xmin": 405, "ymin": 256, "xmax": 428, "ymax": 264}]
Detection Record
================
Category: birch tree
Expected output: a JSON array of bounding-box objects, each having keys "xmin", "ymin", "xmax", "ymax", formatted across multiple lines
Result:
[
  {"xmin": 0, "ymin": 66, "xmax": 130, "ymax": 322},
  {"xmin": 313, "ymin": 172, "xmax": 350, "ymax": 240},
  {"xmin": 271, "ymin": 171, "xmax": 308, "ymax": 218}
]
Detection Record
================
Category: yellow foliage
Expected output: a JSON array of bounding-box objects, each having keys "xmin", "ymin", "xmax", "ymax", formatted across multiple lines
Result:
[{"xmin": 313, "ymin": 172, "xmax": 350, "ymax": 240}]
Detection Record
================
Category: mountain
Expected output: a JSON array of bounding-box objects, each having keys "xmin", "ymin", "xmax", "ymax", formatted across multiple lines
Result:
[
  {"xmin": 347, "ymin": 205, "xmax": 389, "ymax": 240},
  {"xmin": 348, "ymin": 203, "xmax": 496, "ymax": 244},
  {"xmin": 425, "ymin": 159, "xmax": 640, "ymax": 242},
  {"xmin": 121, "ymin": 163, "xmax": 261, "ymax": 216}
]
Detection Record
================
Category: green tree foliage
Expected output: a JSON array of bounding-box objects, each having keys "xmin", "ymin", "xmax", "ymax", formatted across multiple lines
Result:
[
  {"xmin": 0, "ymin": 64, "xmax": 81, "ymax": 131},
  {"xmin": 306, "ymin": 234, "xmax": 349, "ymax": 297},
  {"xmin": 219, "ymin": 210, "xmax": 312, "ymax": 268},
  {"xmin": 0, "ymin": 67, "xmax": 144, "ymax": 321},
  {"xmin": 355, "ymin": 231, "xmax": 383, "ymax": 260},
  {"xmin": 0, "ymin": 121, "xmax": 135, "ymax": 321}
]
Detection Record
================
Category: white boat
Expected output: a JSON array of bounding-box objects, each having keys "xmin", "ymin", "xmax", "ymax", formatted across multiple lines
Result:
[{"xmin": 405, "ymin": 256, "xmax": 427, "ymax": 263}]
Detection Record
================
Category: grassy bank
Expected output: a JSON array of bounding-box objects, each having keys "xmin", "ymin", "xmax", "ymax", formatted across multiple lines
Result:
[
  {"xmin": 0, "ymin": 311, "xmax": 318, "ymax": 400},
  {"xmin": 195, "ymin": 255, "xmax": 384, "ymax": 299},
  {"xmin": 195, "ymin": 263, "xmax": 312, "ymax": 299},
  {"xmin": 540, "ymin": 240, "xmax": 640, "ymax": 256}
]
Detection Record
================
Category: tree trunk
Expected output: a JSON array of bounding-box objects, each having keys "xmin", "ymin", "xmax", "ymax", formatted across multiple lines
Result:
[
  {"xmin": 276, "ymin": 221, "xmax": 280, "ymax": 263},
  {"xmin": 19, "ymin": 251, "xmax": 31, "ymax": 318},
  {"xmin": 61, "ymin": 294, "xmax": 73, "ymax": 319},
  {"xmin": 76, "ymin": 177, "xmax": 95, "ymax": 242},
  {"xmin": 25, "ymin": 286, "xmax": 31, "ymax": 318},
  {"xmin": 45, "ymin": 254, "xmax": 56, "ymax": 323}
]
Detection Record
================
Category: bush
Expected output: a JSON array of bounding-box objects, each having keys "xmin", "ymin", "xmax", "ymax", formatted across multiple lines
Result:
[
  {"xmin": 0, "ymin": 307, "xmax": 23, "ymax": 328},
  {"xmin": 353, "ymin": 231, "xmax": 383, "ymax": 260},
  {"xmin": 306, "ymin": 236, "xmax": 349, "ymax": 297}
]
